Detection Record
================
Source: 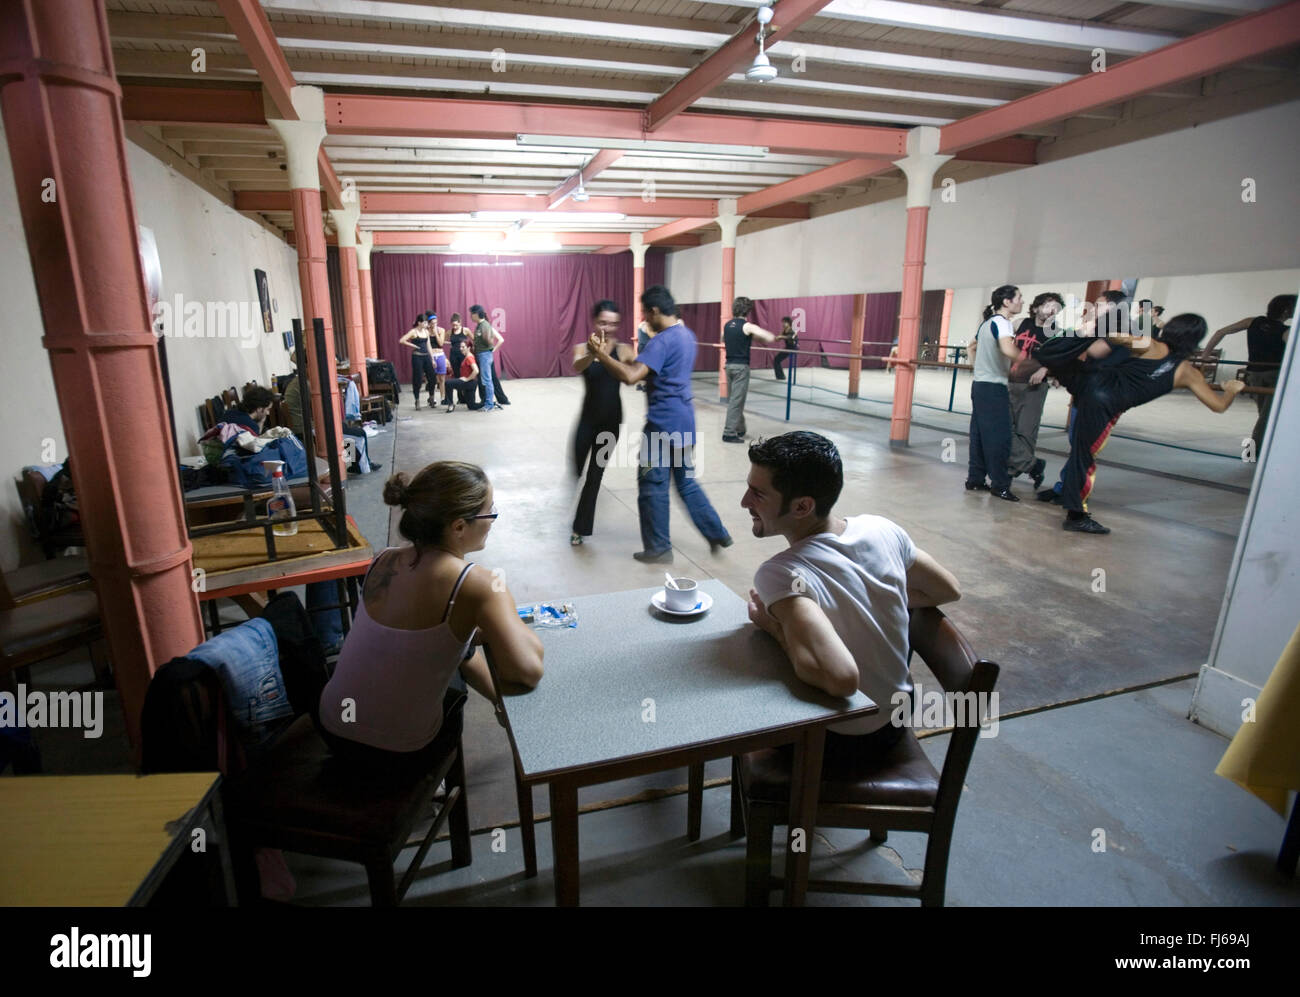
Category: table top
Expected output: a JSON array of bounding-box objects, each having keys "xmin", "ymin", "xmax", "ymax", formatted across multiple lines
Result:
[
  {"xmin": 191, "ymin": 515, "xmax": 372, "ymax": 597},
  {"xmin": 502, "ymin": 580, "xmax": 876, "ymax": 780},
  {"xmin": 0, "ymin": 773, "xmax": 220, "ymax": 906}
]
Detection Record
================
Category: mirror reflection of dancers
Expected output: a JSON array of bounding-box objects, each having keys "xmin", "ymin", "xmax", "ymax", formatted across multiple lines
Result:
[
  {"xmin": 1033, "ymin": 313, "xmax": 1245, "ymax": 535},
  {"xmin": 399, "ymin": 313, "xmax": 437, "ymax": 409},
  {"xmin": 570, "ymin": 300, "xmax": 632, "ymax": 546}
]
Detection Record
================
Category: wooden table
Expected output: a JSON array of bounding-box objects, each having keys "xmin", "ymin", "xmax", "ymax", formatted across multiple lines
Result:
[
  {"xmin": 190, "ymin": 515, "xmax": 372, "ymax": 633},
  {"xmin": 0, "ymin": 773, "xmax": 234, "ymax": 906},
  {"xmin": 493, "ymin": 580, "xmax": 876, "ymax": 906}
]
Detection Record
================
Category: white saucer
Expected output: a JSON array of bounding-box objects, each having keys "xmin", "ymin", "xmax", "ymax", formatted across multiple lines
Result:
[{"xmin": 651, "ymin": 589, "xmax": 713, "ymax": 617}]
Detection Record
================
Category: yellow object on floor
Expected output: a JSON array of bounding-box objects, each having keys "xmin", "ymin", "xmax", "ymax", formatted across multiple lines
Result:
[{"xmin": 1215, "ymin": 621, "xmax": 1300, "ymax": 816}]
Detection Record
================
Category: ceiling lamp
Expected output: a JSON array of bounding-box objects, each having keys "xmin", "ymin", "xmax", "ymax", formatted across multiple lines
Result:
[
  {"xmin": 746, "ymin": 6, "xmax": 778, "ymax": 83},
  {"xmin": 572, "ymin": 171, "xmax": 590, "ymax": 203}
]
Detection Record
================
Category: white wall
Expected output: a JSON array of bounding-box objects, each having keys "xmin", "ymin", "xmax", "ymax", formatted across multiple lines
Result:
[
  {"xmin": 0, "ymin": 123, "xmax": 303, "ymax": 569},
  {"xmin": 1191, "ymin": 278, "xmax": 1300, "ymax": 737},
  {"xmin": 666, "ymin": 101, "xmax": 1300, "ymax": 302}
]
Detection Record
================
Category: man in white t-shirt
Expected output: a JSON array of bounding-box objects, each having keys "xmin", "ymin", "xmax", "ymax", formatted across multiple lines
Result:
[
  {"xmin": 965, "ymin": 284, "xmax": 1024, "ymax": 501},
  {"xmin": 743, "ymin": 432, "xmax": 962, "ymax": 752}
]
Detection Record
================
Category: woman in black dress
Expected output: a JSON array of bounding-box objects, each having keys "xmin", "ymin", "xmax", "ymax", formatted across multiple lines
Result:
[{"xmin": 570, "ymin": 300, "xmax": 632, "ymax": 546}]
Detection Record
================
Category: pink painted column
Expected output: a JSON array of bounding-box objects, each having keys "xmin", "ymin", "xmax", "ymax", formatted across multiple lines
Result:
[
  {"xmin": 717, "ymin": 205, "xmax": 742, "ymax": 401},
  {"xmin": 269, "ymin": 88, "xmax": 345, "ymax": 470},
  {"xmin": 890, "ymin": 128, "xmax": 951, "ymax": 447},
  {"xmin": 847, "ymin": 294, "xmax": 866, "ymax": 399},
  {"xmin": 630, "ymin": 232, "xmax": 646, "ymax": 358},
  {"xmin": 0, "ymin": 0, "xmax": 205, "ymax": 747},
  {"xmin": 332, "ymin": 204, "xmax": 368, "ymax": 396},
  {"xmin": 357, "ymin": 230, "xmax": 377, "ymax": 359}
]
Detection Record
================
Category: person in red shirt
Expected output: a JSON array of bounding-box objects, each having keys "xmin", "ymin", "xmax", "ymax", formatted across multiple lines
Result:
[{"xmin": 443, "ymin": 341, "xmax": 483, "ymax": 412}]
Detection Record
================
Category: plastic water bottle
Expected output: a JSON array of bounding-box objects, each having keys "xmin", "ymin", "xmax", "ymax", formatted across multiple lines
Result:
[{"xmin": 264, "ymin": 460, "xmax": 298, "ymax": 537}]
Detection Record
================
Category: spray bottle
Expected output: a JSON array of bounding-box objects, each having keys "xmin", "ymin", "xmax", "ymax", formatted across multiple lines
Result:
[{"xmin": 263, "ymin": 460, "xmax": 298, "ymax": 536}]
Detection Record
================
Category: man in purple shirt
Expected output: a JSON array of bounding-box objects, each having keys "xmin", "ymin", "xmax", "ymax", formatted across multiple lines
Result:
[{"xmin": 587, "ymin": 285, "xmax": 732, "ymax": 563}]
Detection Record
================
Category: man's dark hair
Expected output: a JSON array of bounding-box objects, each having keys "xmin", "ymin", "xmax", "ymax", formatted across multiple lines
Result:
[
  {"xmin": 1100, "ymin": 289, "xmax": 1127, "ymax": 305},
  {"xmin": 732, "ymin": 296, "xmax": 754, "ymax": 318},
  {"xmin": 591, "ymin": 299, "xmax": 619, "ymax": 319},
  {"xmin": 983, "ymin": 285, "xmax": 1019, "ymax": 321},
  {"xmin": 747, "ymin": 431, "xmax": 843, "ymax": 518},
  {"xmin": 781, "ymin": 315, "xmax": 792, "ymax": 325},
  {"xmin": 1266, "ymin": 294, "xmax": 1296, "ymax": 322},
  {"xmin": 1154, "ymin": 305, "xmax": 1165, "ymax": 316},
  {"xmin": 470, "ymin": 304, "xmax": 486, "ymax": 320},
  {"xmin": 239, "ymin": 386, "xmax": 275, "ymax": 413},
  {"xmin": 1030, "ymin": 291, "xmax": 1064, "ymax": 311},
  {"xmin": 641, "ymin": 285, "xmax": 677, "ymax": 317}
]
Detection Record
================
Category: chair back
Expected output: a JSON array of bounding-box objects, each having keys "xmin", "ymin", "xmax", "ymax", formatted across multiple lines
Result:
[{"xmin": 907, "ymin": 607, "xmax": 1000, "ymax": 824}]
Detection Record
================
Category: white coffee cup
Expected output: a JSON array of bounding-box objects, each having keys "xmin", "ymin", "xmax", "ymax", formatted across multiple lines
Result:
[{"xmin": 665, "ymin": 577, "xmax": 699, "ymax": 612}]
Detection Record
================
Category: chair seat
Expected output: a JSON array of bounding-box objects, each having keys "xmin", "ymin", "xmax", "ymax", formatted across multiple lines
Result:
[
  {"xmin": 0, "ymin": 589, "xmax": 101, "ymax": 665},
  {"xmin": 5, "ymin": 555, "xmax": 91, "ymax": 604},
  {"xmin": 740, "ymin": 729, "xmax": 940, "ymax": 809},
  {"xmin": 225, "ymin": 716, "xmax": 444, "ymax": 851}
]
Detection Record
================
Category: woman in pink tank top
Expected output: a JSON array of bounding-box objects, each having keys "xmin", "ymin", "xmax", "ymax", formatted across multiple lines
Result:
[{"xmin": 318, "ymin": 461, "xmax": 544, "ymax": 775}]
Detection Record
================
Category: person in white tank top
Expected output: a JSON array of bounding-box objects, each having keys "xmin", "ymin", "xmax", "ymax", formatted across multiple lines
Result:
[{"xmin": 317, "ymin": 461, "xmax": 544, "ymax": 770}]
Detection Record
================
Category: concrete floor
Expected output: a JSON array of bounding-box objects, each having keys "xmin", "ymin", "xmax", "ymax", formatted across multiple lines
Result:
[{"xmin": 12, "ymin": 370, "xmax": 1296, "ymax": 905}]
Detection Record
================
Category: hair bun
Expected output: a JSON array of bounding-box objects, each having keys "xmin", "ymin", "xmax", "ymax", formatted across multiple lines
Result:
[{"xmin": 382, "ymin": 472, "xmax": 410, "ymax": 507}]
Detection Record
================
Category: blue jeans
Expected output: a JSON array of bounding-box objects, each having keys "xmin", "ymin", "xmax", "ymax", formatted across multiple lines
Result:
[
  {"xmin": 189, "ymin": 617, "xmax": 294, "ymax": 730},
  {"xmin": 306, "ymin": 580, "xmax": 346, "ymax": 653},
  {"xmin": 636, "ymin": 428, "xmax": 729, "ymax": 553},
  {"xmin": 477, "ymin": 350, "xmax": 496, "ymax": 409}
]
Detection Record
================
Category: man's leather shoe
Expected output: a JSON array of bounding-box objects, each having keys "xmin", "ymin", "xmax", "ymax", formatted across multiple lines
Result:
[
  {"xmin": 990, "ymin": 487, "xmax": 1019, "ymax": 502},
  {"xmin": 1036, "ymin": 488, "xmax": 1062, "ymax": 504},
  {"xmin": 633, "ymin": 548, "xmax": 674, "ymax": 564},
  {"xmin": 964, "ymin": 480, "xmax": 988, "ymax": 492},
  {"xmin": 1063, "ymin": 515, "xmax": 1110, "ymax": 534}
]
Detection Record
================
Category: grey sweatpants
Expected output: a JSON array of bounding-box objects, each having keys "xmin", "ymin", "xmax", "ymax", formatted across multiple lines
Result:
[
  {"xmin": 1007, "ymin": 379, "xmax": 1049, "ymax": 477},
  {"xmin": 724, "ymin": 363, "xmax": 750, "ymax": 438}
]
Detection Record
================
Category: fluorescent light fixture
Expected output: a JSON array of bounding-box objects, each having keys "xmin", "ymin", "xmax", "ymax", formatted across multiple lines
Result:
[
  {"xmin": 472, "ymin": 211, "xmax": 626, "ymax": 222},
  {"xmin": 518, "ymin": 134, "xmax": 768, "ymax": 159}
]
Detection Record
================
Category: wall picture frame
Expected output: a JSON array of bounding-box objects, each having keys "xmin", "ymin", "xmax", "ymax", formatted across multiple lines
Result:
[{"xmin": 255, "ymin": 268, "xmax": 274, "ymax": 333}]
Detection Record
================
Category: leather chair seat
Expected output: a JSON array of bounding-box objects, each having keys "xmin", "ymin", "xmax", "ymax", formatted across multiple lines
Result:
[
  {"xmin": 226, "ymin": 716, "xmax": 442, "ymax": 850},
  {"xmin": 0, "ymin": 589, "xmax": 101, "ymax": 665},
  {"xmin": 740, "ymin": 728, "xmax": 940, "ymax": 809}
]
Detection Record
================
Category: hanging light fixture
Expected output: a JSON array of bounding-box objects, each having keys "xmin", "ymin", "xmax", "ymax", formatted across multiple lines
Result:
[
  {"xmin": 571, "ymin": 170, "xmax": 590, "ymax": 203},
  {"xmin": 746, "ymin": 6, "xmax": 778, "ymax": 83}
]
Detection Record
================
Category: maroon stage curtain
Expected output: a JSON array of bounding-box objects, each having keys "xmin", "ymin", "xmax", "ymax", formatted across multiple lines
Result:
[
  {"xmin": 371, "ymin": 249, "xmax": 665, "ymax": 383},
  {"xmin": 675, "ymin": 301, "xmax": 723, "ymax": 372}
]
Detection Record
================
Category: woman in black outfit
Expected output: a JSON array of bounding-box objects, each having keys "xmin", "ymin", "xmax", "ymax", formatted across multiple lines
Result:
[
  {"xmin": 570, "ymin": 300, "xmax": 631, "ymax": 546},
  {"xmin": 1034, "ymin": 314, "xmax": 1245, "ymax": 535},
  {"xmin": 1201, "ymin": 293, "xmax": 1293, "ymax": 452}
]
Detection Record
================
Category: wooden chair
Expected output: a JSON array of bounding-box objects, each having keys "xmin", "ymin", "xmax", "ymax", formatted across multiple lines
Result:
[
  {"xmin": 14, "ymin": 471, "xmax": 84, "ymax": 559},
  {"xmin": 1191, "ymin": 348, "xmax": 1222, "ymax": 383},
  {"xmin": 224, "ymin": 706, "xmax": 471, "ymax": 905},
  {"xmin": 722, "ymin": 607, "xmax": 999, "ymax": 907},
  {"xmin": 0, "ymin": 570, "xmax": 110, "ymax": 687}
]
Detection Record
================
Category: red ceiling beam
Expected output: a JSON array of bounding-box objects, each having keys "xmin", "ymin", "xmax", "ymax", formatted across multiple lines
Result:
[
  {"xmin": 737, "ymin": 159, "xmax": 894, "ymax": 216},
  {"xmin": 214, "ymin": 0, "xmax": 296, "ymax": 119},
  {"xmin": 548, "ymin": 149, "xmax": 624, "ymax": 207},
  {"xmin": 940, "ymin": 1, "xmax": 1300, "ymax": 153},
  {"xmin": 370, "ymin": 231, "xmax": 700, "ymax": 248},
  {"xmin": 643, "ymin": 217, "xmax": 715, "ymax": 244},
  {"xmin": 952, "ymin": 137, "xmax": 1038, "ymax": 166},
  {"xmin": 357, "ymin": 192, "xmax": 721, "ymax": 218},
  {"xmin": 120, "ymin": 85, "xmax": 266, "ymax": 126},
  {"xmin": 646, "ymin": 0, "xmax": 834, "ymax": 131},
  {"xmin": 324, "ymin": 94, "xmax": 907, "ymax": 158}
]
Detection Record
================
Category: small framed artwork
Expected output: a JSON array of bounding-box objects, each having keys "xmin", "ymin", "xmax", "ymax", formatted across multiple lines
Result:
[{"xmin": 255, "ymin": 269, "xmax": 274, "ymax": 333}]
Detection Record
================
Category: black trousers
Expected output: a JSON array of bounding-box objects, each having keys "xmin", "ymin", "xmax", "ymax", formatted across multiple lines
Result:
[
  {"xmin": 573, "ymin": 419, "xmax": 619, "ymax": 536},
  {"xmin": 774, "ymin": 351, "xmax": 793, "ymax": 379},
  {"xmin": 492, "ymin": 367, "xmax": 510, "ymax": 405},
  {"xmin": 1060, "ymin": 396, "xmax": 1121, "ymax": 513},
  {"xmin": 411, "ymin": 354, "xmax": 437, "ymax": 403},
  {"xmin": 968, "ymin": 381, "xmax": 1012, "ymax": 490}
]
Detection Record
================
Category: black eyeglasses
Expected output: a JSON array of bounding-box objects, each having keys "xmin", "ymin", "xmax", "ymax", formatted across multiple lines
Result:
[{"xmin": 470, "ymin": 504, "xmax": 499, "ymax": 521}]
